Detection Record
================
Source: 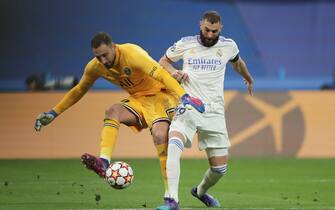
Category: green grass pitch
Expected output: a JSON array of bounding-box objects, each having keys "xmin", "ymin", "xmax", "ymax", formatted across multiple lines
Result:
[{"xmin": 0, "ymin": 158, "xmax": 334, "ymax": 210}]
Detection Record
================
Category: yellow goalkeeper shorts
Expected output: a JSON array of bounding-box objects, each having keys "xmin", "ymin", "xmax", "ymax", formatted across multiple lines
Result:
[{"xmin": 121, "ymin": 89, "xmax": 179, "ymax": 132}]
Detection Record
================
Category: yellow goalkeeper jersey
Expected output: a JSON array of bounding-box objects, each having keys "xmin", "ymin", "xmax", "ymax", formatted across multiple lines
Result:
[{"xmin": 53, "ymin": 43, "xmax": 185, "ymax": 114}]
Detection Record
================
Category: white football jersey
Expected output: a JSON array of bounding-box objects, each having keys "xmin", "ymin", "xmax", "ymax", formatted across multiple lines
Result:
[{"xmin": 166, "ymin": 35, "xmax": 239, "ymax": 113}]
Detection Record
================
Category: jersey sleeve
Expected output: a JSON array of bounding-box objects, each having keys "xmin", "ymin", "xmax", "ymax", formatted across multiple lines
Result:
[
  {"xmin": 165, "ymin": 39, "xmax": 185, "ymax": 62},
  {"xmin": 129, "ymin": 45, "xmax": 186, "ymax": 97},
  {"xmin": 53, "ymin": 61, "xmax": 99, "ymax": 114},
  {"xmin": 229, "ymin": 40, "xmax": 240, "ymax": 62}
]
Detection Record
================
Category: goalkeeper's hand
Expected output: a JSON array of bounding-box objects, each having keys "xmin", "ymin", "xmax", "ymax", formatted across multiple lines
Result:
[
  {"xmin": 34, "ymin": 110, "xmax": 58, "ymax": 131},
  {"xmin": 172, "ymin": 70, "xmax": 189, "ymax": 83},
  {"xmin": 181, "ymin": 94, "xmax": 205, "ymax": 113}
]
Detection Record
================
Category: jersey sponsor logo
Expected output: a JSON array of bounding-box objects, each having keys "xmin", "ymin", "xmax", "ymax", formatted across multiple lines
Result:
[
  {"xmin": 188, "ymin": 58, "xmax": 222, "ymax": 65},
  {"xmin": 192, "ymin": 65, "xmax": 217, "ymax": 71},
  {"xmin": 188, "ymin": 58, "xmax": 222, "ymax": 71}
]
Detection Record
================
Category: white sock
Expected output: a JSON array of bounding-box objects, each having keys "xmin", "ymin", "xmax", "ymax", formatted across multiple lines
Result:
[
  {"xmin": 197, "ymin": 164, "xmax": 227, "ymax": 196},
  {"xmin": 167, "ymin": 138, "xmax": 184, "ymax": 202}
]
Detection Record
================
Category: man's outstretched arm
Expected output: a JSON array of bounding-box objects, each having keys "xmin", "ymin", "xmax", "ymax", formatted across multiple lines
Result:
[
  {"xmin": 34, "ymin": 69, "xmax": 97, "ymax": 131},
  {"xmin": 231, "ymin": 56, "xmax": 254, "ymax": 96}
]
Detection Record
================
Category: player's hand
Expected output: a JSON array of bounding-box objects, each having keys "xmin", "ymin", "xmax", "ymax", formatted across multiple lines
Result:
[
  {"xmin": 172, "ymin": 70, "xmax": 189, "ymax": 83},
  {"xmin": 34, "ymin": 110, "xmax": 58, "ymax": 131},
  {"xmin": 181, "ymin": 94, "xmax": 205, "ymax": 113},
  {"xmin": 244, "ymin": 78, "xmax": 254, "ymax": 96}
]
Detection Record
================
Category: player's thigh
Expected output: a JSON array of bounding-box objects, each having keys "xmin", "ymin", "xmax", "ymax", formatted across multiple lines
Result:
[
  {"xmin": 199, "ymin": 129, "xmax": 230, "ymax": 166},
  {"xmin": 169, "ymin": 108, "xmax": 199, "ymax": 147},
  {"xmin": 198, "ymin": 130, "xmax": 230, "ymax": 151},
  {"xmin": 106, "ymin": 104, "xmax": 139, "ymax": 126},
  {"xmin": 139, "ymin": 91, "xmax": 178, "ymax": 127},
  {"xmin": 120, "ymin": 97, "xmax": 148, "ymax": 131}
]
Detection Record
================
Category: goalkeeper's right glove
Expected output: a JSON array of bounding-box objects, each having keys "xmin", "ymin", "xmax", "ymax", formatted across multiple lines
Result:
[
  {"xmin": 181, "ymin": 94, "xmax": 205, "ymax": 113},
  {"xmin": 34, "ymin": 110, "xmax": 58, "ymax": 131}
]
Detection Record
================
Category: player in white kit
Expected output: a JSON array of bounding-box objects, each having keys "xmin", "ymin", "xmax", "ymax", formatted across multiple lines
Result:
[{"xmin": 156, "ymin": 11, "xmax": 254, "ymax": 210}]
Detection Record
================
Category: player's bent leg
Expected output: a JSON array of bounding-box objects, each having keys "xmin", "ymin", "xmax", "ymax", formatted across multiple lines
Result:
[
  {"xmin": 100, "ymin": 104, "xmax": 138, "ymax": 162},
  {"xmin": 191, "ymin": 164, "xmax": 224, "ymax": 207},
  {"xmin": 152, "ymin": 121, "xmax": 170, "ymax": 198},
  {"xmin": 82, "ymin": 104, "xmax": 139, "ymax": 178},
  {"xmin": 191, "ymin": 150, "xmax": 228, "ymax": 207},
  {"xmin": 105, "ymin": 104, "xmax": 140, "ymax": 126}
]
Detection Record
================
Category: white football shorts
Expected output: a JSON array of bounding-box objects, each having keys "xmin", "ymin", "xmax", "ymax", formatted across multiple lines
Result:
[{"xmin": 169, "ymin": 105, "xmax": 231, "ymax": 150}]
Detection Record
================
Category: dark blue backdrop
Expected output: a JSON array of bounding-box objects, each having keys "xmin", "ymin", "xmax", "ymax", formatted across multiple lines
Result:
[{"xmin": 1, "ymin": 0, "xmax": 334, "ymax": 90}]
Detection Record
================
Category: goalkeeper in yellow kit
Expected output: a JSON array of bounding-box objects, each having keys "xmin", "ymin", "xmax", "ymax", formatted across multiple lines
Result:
[{"xmin": 34, "ymin": 32, "xmax": 204, "ymax": 198}]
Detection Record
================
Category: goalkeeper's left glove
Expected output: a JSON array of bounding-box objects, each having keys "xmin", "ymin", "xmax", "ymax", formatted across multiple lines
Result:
[
  {"xmin": 34, "ymin": 110, "xmax": 58, "ymax": 131},
  {"xmin": 181, "ymin": 94, "xmax": 205, "ymax": 113}
]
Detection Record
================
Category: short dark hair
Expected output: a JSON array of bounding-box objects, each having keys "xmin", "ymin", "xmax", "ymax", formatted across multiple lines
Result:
[
  {"xmin": 91, "ymin": 32, "xmax": 112, "ymax": 48},
  {"xmin": 202, "ymin": 10, "xmax": 221, "ymax": 24}
]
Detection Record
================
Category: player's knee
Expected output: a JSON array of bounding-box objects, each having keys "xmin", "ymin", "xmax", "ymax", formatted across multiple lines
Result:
[
  {"xmin": 105, "ymin": 105, "xmax": 120, "ymax": 119},
  {"xmin": 152, "ymin": 128, "xmax": 168, "ymax": 145},
  {"xmin": 168, "ymin": 131, "xmax": 186, "ymax": 143},
  {"xmin": 211, "ymin": 164, "xmax": 227, "ymax": 175}
]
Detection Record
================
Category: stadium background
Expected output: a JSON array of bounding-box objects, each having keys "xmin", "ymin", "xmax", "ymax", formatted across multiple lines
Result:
[
  {"xmin": 0, "ymin": 0, "xmax": 334, "ymax": 209},
  {"xmin": 0, "ymin": 0, "xmax": 334, "ymax": 158},
  {"xmin": 1, "ymin": 0, "xmax": 335, "ymax": 90}
]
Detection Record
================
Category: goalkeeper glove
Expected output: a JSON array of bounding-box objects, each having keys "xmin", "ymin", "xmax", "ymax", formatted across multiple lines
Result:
[
  {"xmin": 181, "ymin": 94, "xmax": 205, "ymax": 113},
  {"xmin": 34, "ymin": 110, "xmax": 58, "ymax": 131}
]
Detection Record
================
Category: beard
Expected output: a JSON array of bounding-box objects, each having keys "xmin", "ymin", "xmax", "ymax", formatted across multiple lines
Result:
[{"xmin": 199, "ymin": 31, "xmax": 219, "ymax": 47}]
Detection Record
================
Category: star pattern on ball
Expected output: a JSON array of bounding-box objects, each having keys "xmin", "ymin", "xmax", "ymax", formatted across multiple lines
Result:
[
  {"xmin": 125, "ymin": 174, "xmax": 132, "ymax": 183},
  {"xmin": 111, "ymin": 170, "xmax": 120, "ymax": 179}
]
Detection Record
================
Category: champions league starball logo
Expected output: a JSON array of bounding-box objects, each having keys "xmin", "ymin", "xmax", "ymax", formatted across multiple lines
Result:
[{"xmin": 226, "ymin": 92, "xmax": 305, "ymax": 156}]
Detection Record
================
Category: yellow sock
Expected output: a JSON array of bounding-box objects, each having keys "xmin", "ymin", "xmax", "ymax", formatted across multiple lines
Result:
[
  {"xmin": 100, "ymin": 119, "xmax": 120, "ymax": 162},
  {"xmin": 155, "ymin": 143, "xmax": 168, "ymax": 197}
]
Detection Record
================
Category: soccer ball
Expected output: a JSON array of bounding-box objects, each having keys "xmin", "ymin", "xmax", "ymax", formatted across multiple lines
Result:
[{"xmin": 105, "ymin": 161, "xmax": 134, "ymax": 189}]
